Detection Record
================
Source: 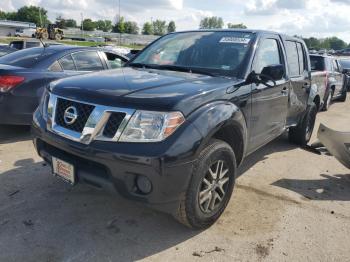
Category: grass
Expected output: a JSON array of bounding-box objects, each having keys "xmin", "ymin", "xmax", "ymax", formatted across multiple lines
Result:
[{"xmin": 0, "ymin": 37, "xmax": 144, "ymax": 50}]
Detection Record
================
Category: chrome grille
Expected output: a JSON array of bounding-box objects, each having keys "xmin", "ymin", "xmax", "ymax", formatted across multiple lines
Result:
[
  {"xmin": 47, "ymin": 94, "xmax": 134, "ymax": 144},
  {"xmin": 102, "ymin": 112, "xmax": 126, "ymax": 138},
  {"xmin": 55, "ymin": 98, "xmax": 95, "ymax": 133}
]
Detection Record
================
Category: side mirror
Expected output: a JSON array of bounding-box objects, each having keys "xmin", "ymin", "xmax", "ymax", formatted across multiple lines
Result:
[{"xmin": 261, "ymin": 64, "xmax": 285, "ymax": 81}]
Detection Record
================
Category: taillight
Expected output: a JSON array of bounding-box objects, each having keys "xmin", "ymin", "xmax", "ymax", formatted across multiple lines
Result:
[{"xmin": 0, "ymin": 75, "xmax": 25, "ymax": 93}]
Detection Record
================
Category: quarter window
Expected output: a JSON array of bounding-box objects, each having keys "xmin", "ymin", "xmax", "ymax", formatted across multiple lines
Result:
[
  {"xmin": 253, "ymin": 38, "xmax": 282, "ymax": 74},
  {"xmin": 71, "ymin": 51, "xmax": 104, "ymax": 71},
  {"xmin": 59, "ymin": 54, "xmax": 76, "ymax": 71}
]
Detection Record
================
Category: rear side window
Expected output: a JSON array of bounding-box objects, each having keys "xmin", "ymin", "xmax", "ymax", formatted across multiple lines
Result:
[
  {"xmin": 253, "ymin": 38, "xmax": 281, "ymax": 74},
  {"xmin": 71, "ymin": 51, "xmax": 104, "ymax": 71},
  {"xmin": 285, "ymin": 41, "xmax": 300, "ymax": 77},
  {"xmin": 59, "ymin": 54, "xmax": 76, "ymax": 71},
  {"xmin": 310, "ymin": 56, "xmax": 325, "ymax": 71}
]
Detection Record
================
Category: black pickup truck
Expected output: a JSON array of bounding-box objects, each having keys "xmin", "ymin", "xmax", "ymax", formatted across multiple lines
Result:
[{"xmin": 32, "ymin": 30, "xmax": 319, "ymax": 229}]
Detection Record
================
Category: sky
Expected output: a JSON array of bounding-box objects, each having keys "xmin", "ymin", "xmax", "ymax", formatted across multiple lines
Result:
[{"xmin": 1, "ymin": 0, "xmax": 350, "ymax": 42}]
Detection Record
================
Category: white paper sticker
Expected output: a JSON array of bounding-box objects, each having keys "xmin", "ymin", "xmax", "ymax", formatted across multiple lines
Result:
[{"xmin": 219, "ymin": 37, "xmax": 251, "ymax": 44}]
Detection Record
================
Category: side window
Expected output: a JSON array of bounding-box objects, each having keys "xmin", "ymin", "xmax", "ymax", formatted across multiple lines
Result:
[
  {"xmin": 49, "ymin": 61, "xmax": 62, "ymax": 72},
  {"xmin": 26, "ymin": 42, "xmax": 41, "ymax": 48},
  {"xmin": 296, "ymin": 42, "xmax": 305, "ymax": 74},
  {"xmin": 103, "ymin": 52, "xmax": 126, "ymax": 69},
  {"xmin": 71, "ymin": 51, "xmax": 104, "ymax": 71},
  {"xmin": 59, "ymin": 54, "xmax": 76, "ymax": 71},
  {"xmin": 285, "ymin": 41, "xmax": 300, "ymax": 77},
  {"xmin": 253, "ymin": 38, "xmax": 282, "ymax": 74}
]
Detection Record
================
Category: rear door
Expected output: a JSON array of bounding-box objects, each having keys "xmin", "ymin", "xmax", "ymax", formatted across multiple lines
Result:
[
  {"xmin": 284, "ymin": 40, "xmax": 310, "ymax": 123},
  {"xmin": 248, "ymin": 35, "xmax": 289, "ymax": 151}
]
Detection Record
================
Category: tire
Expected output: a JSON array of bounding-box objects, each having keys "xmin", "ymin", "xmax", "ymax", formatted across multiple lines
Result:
[
  {"xmin": 289, "ymin": 103, "xmax": 317, "ymax": 147},
  {"xmin": 338, "ymin": 88, "xmax": 347, "ymax": 102},
  {"xmin": 322, "ymin": 91, "xmax": 332, "ymax": 111},
  {"xmin": 175, "ymin": 139, "xmax": 237, "ymax": 229},
  {"xmin": 55, "ymin": 33, "xmax": 62, "ymax": 41}
]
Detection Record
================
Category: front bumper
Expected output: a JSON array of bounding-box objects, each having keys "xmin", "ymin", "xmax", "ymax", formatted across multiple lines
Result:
[{"xmin": 32, "ymin": 109, "xmax": 202, "ymax": 215}]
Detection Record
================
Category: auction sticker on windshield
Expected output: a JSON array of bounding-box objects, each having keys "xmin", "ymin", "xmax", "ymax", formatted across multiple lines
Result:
[
  {"xmin": 220, "ymin": 37, "xmax": 251, "ymax": 44},
  {"xmin": 52, "ymin": 157, "xmax": 75, "ymax": 184}
]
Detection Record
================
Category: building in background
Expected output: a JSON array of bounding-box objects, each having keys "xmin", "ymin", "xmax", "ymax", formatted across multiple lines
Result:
[{"xmin": 0, "ymin": 20, "xmax": 36, "ymax": 37}]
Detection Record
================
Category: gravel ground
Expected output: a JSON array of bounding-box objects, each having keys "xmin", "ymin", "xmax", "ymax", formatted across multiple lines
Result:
[{"xmin": 0, "ymin": 99, "xmax": 349, "ymax": 262}]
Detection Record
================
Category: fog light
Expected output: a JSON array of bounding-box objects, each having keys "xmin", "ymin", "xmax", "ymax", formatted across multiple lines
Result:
[{"xmin": 136, "ymin": 176, "xmax": 152, "ymax": 194}]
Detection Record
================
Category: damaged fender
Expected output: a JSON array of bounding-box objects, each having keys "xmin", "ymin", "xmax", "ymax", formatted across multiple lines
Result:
[{"xmin": 317, "ymin": 124, "xmax": 350, "ymax": 169}]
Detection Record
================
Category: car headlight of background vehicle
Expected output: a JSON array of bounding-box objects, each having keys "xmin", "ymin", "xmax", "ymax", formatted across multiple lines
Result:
[{"xmin": 119, "ymin": 110, "xmax": 185, "ymax": 142}]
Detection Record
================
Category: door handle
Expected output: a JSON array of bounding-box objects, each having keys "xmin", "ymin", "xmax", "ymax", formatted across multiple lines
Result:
[{"xmin": 302, "ymin": 82, "xmax": 310, "ymax": 89}]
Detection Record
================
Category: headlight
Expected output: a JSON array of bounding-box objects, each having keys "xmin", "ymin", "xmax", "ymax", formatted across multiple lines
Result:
[{"xmin": 119, "ymin": 110, "xmax": 185, "ymax": 142}]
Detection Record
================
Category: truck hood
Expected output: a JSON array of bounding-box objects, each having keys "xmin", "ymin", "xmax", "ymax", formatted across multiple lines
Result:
[{"xmin": 50, "ymin": 67, "xmax": 240, "ymax": 115}]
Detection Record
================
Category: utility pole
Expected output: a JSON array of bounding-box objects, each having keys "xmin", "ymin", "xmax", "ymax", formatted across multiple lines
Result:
[
  {"xmin": 39, "ymin": 9, "xmax": 43, "ymax": 28},
  {"xmin": 81, "ymin": 12, "xmax": 84, "ymax": 38},
  {"xmin": 118, "ymin": 0, "xmax": 121, "ymax": 46}
]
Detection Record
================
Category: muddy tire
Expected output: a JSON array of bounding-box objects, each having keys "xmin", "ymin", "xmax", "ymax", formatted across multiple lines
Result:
[
  {"xmin": 322, "ymin": 91, "xmax": 332, "ymax": 111},
  {"xmin": 174, "ymin": 139, "xmax": 237, "ymax": 229},
  {"xmin": 338, "ymin": 88, "xmax": 347, "ymax": 102},
  {"xmin": 289, "ymin": 102, "xmax": 317, "ymax": 147}
]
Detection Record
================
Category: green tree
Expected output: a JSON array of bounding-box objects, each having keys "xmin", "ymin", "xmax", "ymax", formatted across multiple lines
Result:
[
  {"xmin": 124, "ymin": 21, "xmax": 139, "ymax": 34},
  {"xmin": 227, "ymin": 23, "xmax": 247, "ymax": 29},
  {"xmin": 152, "ymin": 19, "xmax": 167, "ymax": 36},
  {"xmin": 303, "ymin": 37, "xmax": 321, "ymax": 50},
  {"xmin": 96, "ymin": 20, "xmax": 113, "ymax": 32},
  {"xmin": 167, "ymin": 21, "xmax": 176, "ymax": 33},
  {"xmin": 0, "ymin": 11, "xmax": 7, "ymax": 19},
  {"xmin": 82, "ymin": 18, "xmax": 96, "ymax": 31},
  {"xmin": 55, "ymin": 15, "xmax": 66, "ymax": 29},
  {"xmin": 113, "ymin": 17, "xmax": 125, "ymax": 33},
  {"xmin": 142, "ymin": 22, "xmax": 153, "ymax": 35},
  {"xmin": 65, "ymin": 19, "xmax": 77, "ymax": 28},
  {"xmin": 199, "ymin": 16, "xmax": 224, "ymax": 29},
  {"xmin": 324, "ymin": 37, "xmax": 347, "ymax": 50},
  {"xmin": 16, "ymin": 5, "xmax": 49, "ymax": 26}
]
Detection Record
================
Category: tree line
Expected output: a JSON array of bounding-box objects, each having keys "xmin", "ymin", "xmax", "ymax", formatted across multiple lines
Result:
[
  {"xmin": 0, "ymin": 5, "xmax": 176, "ymax": 35},
  {"xmin": 1, "ymin": 6, "xmax": 350, "ymax": 49}
]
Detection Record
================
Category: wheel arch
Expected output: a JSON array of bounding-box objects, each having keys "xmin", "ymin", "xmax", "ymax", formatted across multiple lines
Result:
[{"xmin": 189, "ymin": 101, "xmax": 248, "ymax": 167}]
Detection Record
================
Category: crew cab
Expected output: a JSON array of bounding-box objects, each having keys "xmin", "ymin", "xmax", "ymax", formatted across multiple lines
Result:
[{"xmin": 32, "ymin": 30, "xmax": 319, "ymax": 229}]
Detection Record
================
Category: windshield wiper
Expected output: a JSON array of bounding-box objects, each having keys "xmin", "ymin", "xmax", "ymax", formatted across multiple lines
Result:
[
  {"xmin": 154, "ymin": 64, "xmax": 218, "ymax": 77},
  {"xmin": 128, "ymin": 62, "xmax": 154, "ymax": 69}
]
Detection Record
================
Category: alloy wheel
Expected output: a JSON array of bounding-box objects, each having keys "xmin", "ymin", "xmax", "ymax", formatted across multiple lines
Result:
[{"xmin": 198, "ymin": 160, "xmax": 230, "ymax": 214}]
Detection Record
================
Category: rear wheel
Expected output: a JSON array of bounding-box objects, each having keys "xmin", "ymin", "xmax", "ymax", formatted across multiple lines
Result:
[
  {"xmin": 55, "ymin": 33, "xmax": 63, "ymax": 41},
  {"xmin": 338, "ymin": 87, "xmax": 347, "ymax": 102},
  {"xmin": 175, "ymin": 139, "xmax": 236, "ymax": 229},
  {"xmin": 322, "ymin": 91, "xmax": 332, "ymax": 111},
  {"xmin": 289, "ymin": 103, "xmax": 317, "ymax": 147}
]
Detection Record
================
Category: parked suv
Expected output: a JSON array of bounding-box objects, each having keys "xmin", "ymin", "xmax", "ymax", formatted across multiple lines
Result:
[
  {"xmin": 32, "ymin": 30, "xmax": 319, "ymax": 229},
  {"xmin": 310, "ymin": 54, "xmax": 347, "ymax": 110}
]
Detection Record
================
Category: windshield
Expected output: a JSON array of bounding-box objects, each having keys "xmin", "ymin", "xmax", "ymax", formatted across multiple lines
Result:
[
  {"xmin": 339, "ymin": 59, "xmax": 350, "ymax": 69},
  {"xmin": 0, "ymin": 47, "xmax": 56, "ymax": 68},
  {"xmin": 130, "ymin": 31, "xmax": 254, "ymax": 77}
]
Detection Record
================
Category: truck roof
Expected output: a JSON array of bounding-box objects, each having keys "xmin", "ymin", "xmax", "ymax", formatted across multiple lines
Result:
[{"xmin": 172, "ymin": 29, "xmax": 304, "ymax": 42}]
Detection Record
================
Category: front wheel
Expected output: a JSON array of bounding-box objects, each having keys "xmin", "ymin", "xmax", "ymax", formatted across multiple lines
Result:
[
  {"xmin": 338, "ymin": 88, "xmax": 347, "ymax": 102},
  {"xmin": 289, "ymin": 103, "xmax": 317, "ymax": 147},
  {"xmin": 175, "ymin": 139, "xmax": 237, "ymax": 229}
]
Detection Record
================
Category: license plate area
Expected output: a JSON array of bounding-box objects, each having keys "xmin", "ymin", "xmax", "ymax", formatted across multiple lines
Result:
[{"xmin": 52, "ymin": 157, "xmax": 75, "ymax": 185}]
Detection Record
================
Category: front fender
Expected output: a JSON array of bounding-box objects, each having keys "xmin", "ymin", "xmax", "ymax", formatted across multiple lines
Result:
[
  {"xmin": 308, "ymin": 83, "xmax": 319, "ymax": 106},
  {"xmin": 187, "ymin": 101, "xmax": 248, "ymax": 160}
]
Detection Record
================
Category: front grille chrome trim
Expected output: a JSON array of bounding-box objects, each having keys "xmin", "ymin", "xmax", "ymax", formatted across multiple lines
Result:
[{"xmin": 47, "ymin": 94, "xmax": 135, "ymax": 144}]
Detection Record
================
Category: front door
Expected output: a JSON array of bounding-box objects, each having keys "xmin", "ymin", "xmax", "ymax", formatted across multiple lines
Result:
[{"xmin": 248, "ymin": 36, "xmax": 289, "ymax": 152}]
